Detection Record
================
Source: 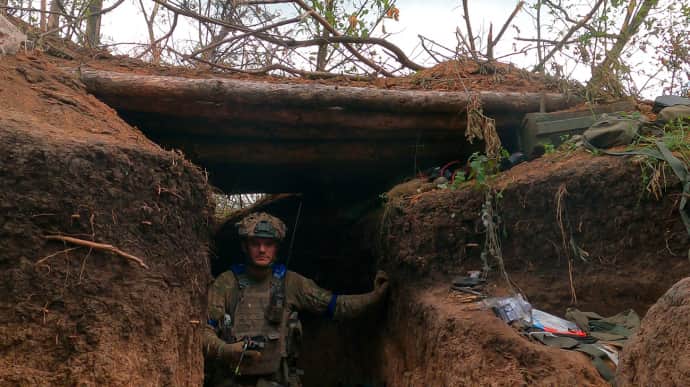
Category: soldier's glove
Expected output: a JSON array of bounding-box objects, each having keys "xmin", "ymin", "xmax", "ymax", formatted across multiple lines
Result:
[
  {"xmin": 373, "ymin": 270, "xmax": 390, "ymax": 297},
  {"xmin": 333, "ymin": 271, "xmax": 390, "ymax": 320},
  {"xmin": 218, "ymin": 341, "xmax": 261, "ymax": 364}
]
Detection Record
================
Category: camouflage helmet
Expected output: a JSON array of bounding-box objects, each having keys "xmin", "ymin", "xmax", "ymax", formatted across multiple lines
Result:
[{"xmin": 236, "ymin": 212, "xmax": 286, "ymax": 241}]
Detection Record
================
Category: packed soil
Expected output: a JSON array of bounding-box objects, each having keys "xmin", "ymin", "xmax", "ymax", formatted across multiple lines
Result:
[
  {"xmin": 0, "ymin": 52, "xmax": 214, "ymax": 385},
  {"xmin": 369, "ymin": 148, "xmax": 690, "ymax": 385},
  {"xmin": 617, "ymin": 277, "xmax": 690, "ymax": 386}
]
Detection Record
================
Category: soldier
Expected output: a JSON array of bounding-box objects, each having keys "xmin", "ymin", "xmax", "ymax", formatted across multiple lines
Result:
[{"xmin": 203, "ymin": 212, "xmax": 389, "ymax": 387}]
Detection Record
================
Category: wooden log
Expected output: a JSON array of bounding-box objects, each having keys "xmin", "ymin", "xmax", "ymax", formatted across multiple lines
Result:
[
  {"xmin": 162, "ymin": 138, "xmax": 466, "ymax": 165},
  {"xmin": 79, "ymin": 68, "xmax": 581, "ymax": 114},
  {"xmin": 128, "ymin": 111, "xmax": 469, "ymax": 140},
  {"xmin": 114, "ymin": 102, "xmax": 468, "ymax": 132}
]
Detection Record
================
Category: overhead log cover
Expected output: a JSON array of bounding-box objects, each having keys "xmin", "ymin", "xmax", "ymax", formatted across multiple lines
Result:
[
  {"xmin": 78, "ymin": 69, "xmax": 579, "ymax": 115},
  {"xmin": 76, "ymin": 68, "xmax": 582, "ymax": 192}
]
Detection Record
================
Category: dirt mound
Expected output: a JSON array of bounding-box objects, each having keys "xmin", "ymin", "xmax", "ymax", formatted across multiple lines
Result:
[
  {"xmin": 616, "ymin": 277, "xmax": 690, "ymax": 386},
  {"xmin": 0, "ymin": 53, "xmax": 214, "ymax": 385},
  {"xmin": 380, "ymin": 286, "xmax": 605, "ymax": 386},
  {"xmin": 378, "ymin": 59, "xmax": 572, "ymax": 93}
]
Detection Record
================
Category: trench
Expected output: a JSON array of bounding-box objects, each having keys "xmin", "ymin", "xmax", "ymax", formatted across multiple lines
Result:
[
  {"xmin": 3, "ymin": 52, "xmax": 687, "ymax": 386},
  {"xmin": 208, "ymin": 147, "xmax": 690, "ymax": 386},
  {"xmin": 100, "ymin": 89, "xmax": 688, "ymax": 385},
  {"xmin": 213, "ymin": 192, "xmax": 385, "ymax": 386}
]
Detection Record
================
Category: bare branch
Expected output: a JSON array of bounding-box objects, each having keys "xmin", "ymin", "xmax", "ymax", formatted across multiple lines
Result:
[
  {"xmin": 234, "ymin": 0, "xmax": 294, "ymax": 4},
  {"xmin": 461, "ymin": 0, "xmax": 477, "ymax": 58},
  {"xmin": 533, "ymin": 0, "xmax": 606, "ymax": 72},
  {"xmin": 187, "ymin": 12, "xmax": 307, "ymax": 59},
  {"xmin": 40, "ymin": 0, "xmax": 125, "ymax": 39},
  {"xmin": 292, "ymin": 0, "xmax": 392, "ymax": 76},
  {"xmin": 491, "ymin": 1, "xmax": 524, "ymax": 47},
  {"xmin": 170, "ymin": 47, "xmax": 373, "ymax": 80}
]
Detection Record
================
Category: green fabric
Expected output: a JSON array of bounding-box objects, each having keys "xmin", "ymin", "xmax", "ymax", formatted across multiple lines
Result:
[
  {"xmin": 565, "ymin": 308, "xmax": 640, "ymax": 344},
  {"xmin": 574, "ymin": 344, "xmax": 616, "ymax": 382},
  {"xmin": 532, "ymin": 333, "xmax": 580, "ymax": 349},
  {"xmin": 590, "ymin": 331, "xmax": 627, "ymax": 342},
  {"xmin": 658, "ymin": 105, "xmax": 690, "ymax": 122},
  {"xmin": 583, "ymin": 117, "xmax": 640, "ymax": 149}
]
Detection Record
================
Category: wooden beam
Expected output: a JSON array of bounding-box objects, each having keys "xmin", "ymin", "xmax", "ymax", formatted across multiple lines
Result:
[
  {"xmin": 161, "ymin": 138, "xmax": 467, "ymax": 165},
  {"xmin": 79, "ymin": 68, "xmax": 581, "ymax": 115}
]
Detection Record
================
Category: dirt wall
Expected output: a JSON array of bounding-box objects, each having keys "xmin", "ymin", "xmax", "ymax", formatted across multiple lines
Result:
[
  {"xmin": 617, "ymin": 277, "xmax": 690, "ymax": 386},
  {"xmin": 0, "ymin": 54, "xmax": 214, "ymax": 386}
]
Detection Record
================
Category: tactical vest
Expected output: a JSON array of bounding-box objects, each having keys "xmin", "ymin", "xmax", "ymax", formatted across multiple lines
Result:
[{"xmin": 224, "ymin": 264, "xmax": 289, "ymax": 376}]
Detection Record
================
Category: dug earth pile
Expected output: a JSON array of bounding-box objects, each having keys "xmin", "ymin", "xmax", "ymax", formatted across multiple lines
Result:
[
  {"xmin": 0, "ymin": 53, "xmax": 214, "ymax": 385},
  {"xmin": 617, "ymin": 277, "xmax": 690, "ymax": 385},
  {"xmin": 366, "ymin": 151, "xmax": 690, "ymax": 385}
]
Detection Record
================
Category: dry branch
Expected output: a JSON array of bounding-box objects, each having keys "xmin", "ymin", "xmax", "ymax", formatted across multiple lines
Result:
[
  {"xmin": 461, "ymin": 0, "xmax": 477, "ymax": 58},
  {"xmin": 533, "ymin": 0, "xmax": 605, "ymax": 72},
  {"xmin": 291, "ymin": 0, "xmax": 391, "ymax": 76},
  {"xmin": 44, "ymin": 235, "xmax": 150, "ymax": 269},
  {"xmin": 491, "ymin": 1, "xmax": 524, "ymax": 48},
  {"xmin": 40, "ymin": 0, "xmax": 125, "ymax": 39},
  {"xmin": 155, "ymin": 0, "xmax": 419, "ymax": 74},
  {"xmin": 35, "ymin": 246, "xmax": 81, "ymax": 266}
]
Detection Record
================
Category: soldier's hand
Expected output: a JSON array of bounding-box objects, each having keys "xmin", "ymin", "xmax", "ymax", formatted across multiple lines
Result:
[
  {"xmin": 218, "ymin": 342, "xmax": 262, "ymax": 364},
  {"xmin": 373, "ymin": 270, "xmax": 389, "ymax": 295}
]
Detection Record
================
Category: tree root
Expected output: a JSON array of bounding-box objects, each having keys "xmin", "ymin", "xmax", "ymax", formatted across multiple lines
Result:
[{"xmin": 43, "ymin": 235, "xmax": 150, "ymax": 269}]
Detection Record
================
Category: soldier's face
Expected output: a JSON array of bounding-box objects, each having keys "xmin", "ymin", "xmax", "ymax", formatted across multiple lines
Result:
[{"xmin": 244, "ymin": 237, "xmax": 279, "ymax": 267}]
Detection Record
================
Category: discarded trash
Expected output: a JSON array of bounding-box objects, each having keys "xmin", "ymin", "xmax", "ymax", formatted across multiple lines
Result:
[
  {"xmin": 531, "ymin": 309, "xmax": 587, "ymax": 337},
  {"xmin": 452, "ymin": 275, "xmax": 485, "ymax": 288},
  {"xmin": 499, "ymin": 152, "xmax": 526, "ymax": 171},
  {"xmin": 483, "ymin": 294, "xmax": 532, "ymax": 324},
  {"xmin": 450, "ymin": 272, "xmax": 487, "ymax": 302}
]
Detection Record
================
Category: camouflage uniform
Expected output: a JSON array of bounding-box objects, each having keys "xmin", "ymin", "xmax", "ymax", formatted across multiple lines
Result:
[{"xmin": 203, "ymin": 213, "xmax": 387, "ymax": 387}]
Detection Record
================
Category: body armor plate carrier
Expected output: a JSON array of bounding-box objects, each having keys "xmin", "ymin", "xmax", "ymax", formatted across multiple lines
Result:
[{"xmin": 225, "ymin": 265, "xmax": 288, "ymax": 376}]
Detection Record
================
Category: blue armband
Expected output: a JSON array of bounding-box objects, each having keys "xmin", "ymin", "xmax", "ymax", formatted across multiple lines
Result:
[
  {"xmin": 230, "ymin": 264, "xmax": 246, "ymax": 275},
  {"xmin": 326, "ymin": 294, "xmax": 338, "ymax": 319},
  {"xmin": 207, "ymin": 318, "xmax": 219, "ymax": 328},
  {"xmin": 272, "ymin": 264, "xmax": 286, "ymax": 279}
]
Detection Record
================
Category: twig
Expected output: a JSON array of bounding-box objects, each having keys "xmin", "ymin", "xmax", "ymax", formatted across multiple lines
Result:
[
  {"xmin": 292, "ymin": 35, "xmax": 424, "ymax": 71},
  {"xmin": 35, "ymin": 247, "xmax": 81, "ymax": 266},
  {"xmin": 157, "ymin": 184, "xmax": 184, "ymax": 200},
  {"xmin": 39, "ymin": 0, "xmax": 126, "ymax": 39},
  {"xmin": 135, "ymin": 12, "xmax": 179, "ymax": 60},
  {"xmin": 187, "ymin": 12, "xmax": 307, "ymax": 59},
  {"xmin": 461, "ymin": 0, "xmax": 477, "ymax": 59},
  {"xmin": 533, "ymin": 0, "xmax": 605, "ymax": 72},
  {"xmin": 491, "ymin": 1, "xmax": 524, "ymax": 48},
  {"xmin": 555, "ymin": 184, "xmax": 577, "ymax": 304},
  {"xmin": 292, "ymin": 0, "xmax": 392, "ymax": 76},
  {"xmin": 44, "ymin": 235, "xmax": 150, "ymax": 269},
  {"xmin": 172, "ymin": 49, "xmax": 373, "ymax": 80}
]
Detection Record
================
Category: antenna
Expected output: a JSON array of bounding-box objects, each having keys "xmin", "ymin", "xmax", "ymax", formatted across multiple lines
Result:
[{"xmin": 285, "ymin": 198, "xmax": 303, "ymax": 269}]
